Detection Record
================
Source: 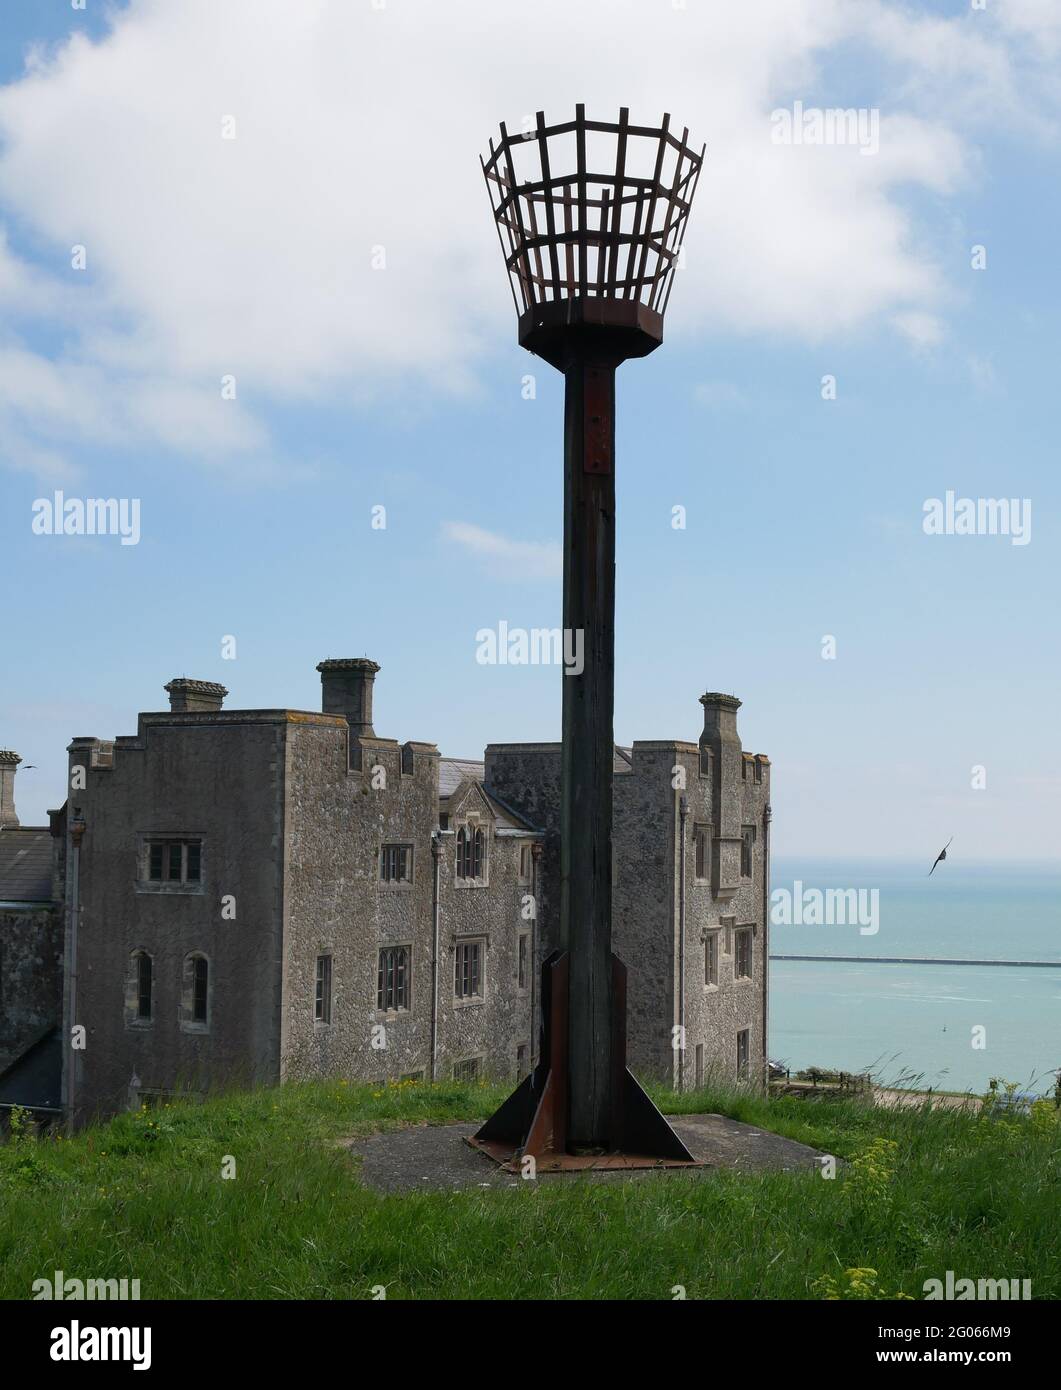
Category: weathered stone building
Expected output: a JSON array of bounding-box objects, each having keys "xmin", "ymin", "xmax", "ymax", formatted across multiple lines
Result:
[
  {"xmin": 486, "ymin": 690, "xmax": 770, "ymax": 1088},
  {"xmin": 0, "ymin": 660, "xmax": 770, "ymax": 1126},
  {"xmin": 0, "ymin": 751, "xmax": 64, "ymax": 1118}
]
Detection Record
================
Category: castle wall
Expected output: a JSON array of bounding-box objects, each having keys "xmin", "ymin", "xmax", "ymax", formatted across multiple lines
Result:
[
  {"xmin": 483, "ymin": 744, "xmax": 564, "ymax": 1076},
  {"xmin": 676, "ymin": 740, "xmax": 770, "ymax": 1089},
  {"xmin": 64, "ymin": 715, "xmax": 287, "ymax": 1124},
  {"xmin": 486, "ymin": 713, "xmax": 770, "ymax": 1090},
  {"xmin": 280, "ymin": 723, "xmax": 439, "ymax": 1083},
  {"xmin": 282, "ymin": 726, "xmax": 535, "ymax": 1084},
  {"xmin": 483, "ymin": 744, "xmax": 561, "ymax": 960},
  {"xmin": 435, "ymin": 814, "xmax": 535, "ymax": 1080},
  {"xmin": 0, "ymin": 904, "xmax": 62, "ymax": 1076},
  {"xmin": 31, "ymin": 670, "xmax": 769, "ymax": 1125},
  {"xmin": 612, "ymin": 745, "xmax": 680, "ymax": 1081}
]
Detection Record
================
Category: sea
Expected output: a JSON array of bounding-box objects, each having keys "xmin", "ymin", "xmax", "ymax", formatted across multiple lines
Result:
[{"xmin": 767, "ymin": 859, "xmax": 1061, "ymax": 1096}]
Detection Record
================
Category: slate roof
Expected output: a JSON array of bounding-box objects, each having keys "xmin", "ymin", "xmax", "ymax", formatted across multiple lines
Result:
[
  {"xmin": 438, "ymin": 758, "xmax": 485, "ymax": 798},
  {"xmin": 438, "ymin": 758, "xmax": 540, "ymax": 832},
  {"xmin": 440, "ymin": 749, "xmax": 631, "ymax": 828},
  {"xmin": 0, "ymin": 828, "xmax": 54, "ymax": 903}
]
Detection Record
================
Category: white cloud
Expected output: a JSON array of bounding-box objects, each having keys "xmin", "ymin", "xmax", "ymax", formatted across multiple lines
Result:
[
  {"xmin": 0, "ymin": 0, "xmax": 1050, "ymax": 479},
  {"xmin": 0, "ymin": 345, "xmax": 267, "ymax": 477},
  {"xmin": 441, "ymin": 521, "xmax": 561, "ymax": 581},
  {"xmin": 891, "ymin": 310, "xmax": 945, "ymax": 349},
  {"xmin": 998, "ymin": 0, "xmax": 1061, "ymax": 57}
]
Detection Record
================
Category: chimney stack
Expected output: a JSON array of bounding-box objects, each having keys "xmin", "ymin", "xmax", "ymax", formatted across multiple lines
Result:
[
  {"xmin": 317, "ymin": 658, "xmax": 380, "ymax": 736},
  {"xmin": 698, "ymin": 693, "xmax": 744, "ymax": 901},
  {"xmin": 164, "ymin": 678, "xmax": 228, "ymax": 713},
  {"xmin": 699, "ymin": 691, "xmax": 742, "ymax": 745},
  {"xmin": 0, "ymin": 750, "xmax": 21, "ymax": 828}
]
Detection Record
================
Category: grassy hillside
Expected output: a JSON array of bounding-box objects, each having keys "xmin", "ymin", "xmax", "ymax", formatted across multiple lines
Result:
[{"xmin": 1, "ymin": 1080, "xmax": 1057, "ymax": 1300}]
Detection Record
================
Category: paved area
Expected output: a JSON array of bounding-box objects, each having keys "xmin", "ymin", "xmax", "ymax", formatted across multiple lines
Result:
[{"xmin": 341, "ymin": 1113, "xmax": 828, "ymax": 1193}]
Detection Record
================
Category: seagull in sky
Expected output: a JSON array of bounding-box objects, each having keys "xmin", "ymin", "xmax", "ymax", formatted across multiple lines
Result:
[{"xmin": 929, "ymin": 837, "xmax": 953, "ymax": 876}]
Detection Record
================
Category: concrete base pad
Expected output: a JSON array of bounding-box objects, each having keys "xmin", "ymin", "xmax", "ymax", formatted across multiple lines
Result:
[{"xmin": 342, "ymin": 1113, "xmax": 826, "ymax": 1193}]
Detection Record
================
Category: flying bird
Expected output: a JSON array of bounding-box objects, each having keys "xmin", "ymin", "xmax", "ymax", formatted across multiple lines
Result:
[{"xmin": 929, "ymin": 837, "xmax": 953, "ymax": 876}]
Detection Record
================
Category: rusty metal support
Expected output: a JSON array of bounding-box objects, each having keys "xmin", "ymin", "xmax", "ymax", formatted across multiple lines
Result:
[
  {"xmin": 561, "ymin": 356, "xmax": 616, "ymax": 1146},
  {"xmin": 473, "ymin": 105, "xmax": 704, "ymax": 1171},
  {"xmin": 468, "ymin": 952, "xmax": 696, "ymax": 1171}
]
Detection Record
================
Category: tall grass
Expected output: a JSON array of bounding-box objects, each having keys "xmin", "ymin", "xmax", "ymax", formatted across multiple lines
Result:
[{"xmin": 1, "ymin": 1079, "xmax": 1057, "ymax": 1300}]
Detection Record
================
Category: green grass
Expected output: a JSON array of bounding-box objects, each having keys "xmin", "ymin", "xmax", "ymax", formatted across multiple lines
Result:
[{"xmin": 1, "ymin": 1079, "xmax": 1057, "ymax": 1300}]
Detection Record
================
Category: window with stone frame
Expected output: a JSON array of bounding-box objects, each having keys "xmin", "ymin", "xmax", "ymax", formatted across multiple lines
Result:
[
  {"xmin": 379, "ymin": 843, "xmax": 412, "ymax": 884},
  {"xmin": 453, "ymin": 1056, "xmax": 482, "ymax": 1082},
  {"xmin": 315, "ymin": 953, "xmax": 333, "ymax": 1024},
  {"xmin": 735, "ymin": 927, "xmax": 753, "ymax": 980},
  {"xmin": 137, "ymin": 952, "xmax": 152, "ymax": 1020},
  {"xmin": 180, "ymin": 952, "xmax": 210, "ymax": 1031},
  {"xmin": 518, "ymin": 842, "xmax": 532, "ymax": 882},
  {"xmin": 455, "ymin": 824, "xmax": 487, "ymax": 884},
  {"xmin": 454, "ymin": 938, "xmax": 484, "ymax": 1001},
  {"xmin": 740, "ymin": 824, "xmax": 756, "ymax": 878},
  {"xmin": 125, "ymin": 950, "xmax": 153, "ymax": 1025},
  {"xmin": 516, "ymin": 1043, "xmax": 529, "ymax": 1081},
  {"xmin": 693, "ymin": 824, "xmax": 709, "ymax": 880},
  {"xmin": 721, "ymin": 915, "xmax": 735, "ymax": 955},
  {"xmin": 704, "ymin": 931, "xmax": 719, "ymax": 987},
  {"xmin": 456, "ymin": 826, "xmax": 470, "ymax": 878},
  {"xmin": 518, "ymin": 933, "xmax": 529, "ymax": 991},
  {"xmin": 377, "ymin": 946, "xmax": 410, "ymax": 1013},
  {"xmin": 699, "ymin": 746, "xmax": 713, "ymax": 778},
  {"xmin": 736, "ymin": 1028, "xmax": 750, "ymax": 1077},
  {"xmin": 193, "ymin": 957, "xmax": 208, "ymax": 1022},
  {"xmin": 143, "ymin": 836, "xmax": 202, "ymax": 886}
]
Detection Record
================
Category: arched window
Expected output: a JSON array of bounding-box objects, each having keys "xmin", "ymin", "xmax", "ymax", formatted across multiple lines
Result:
[
  {"xmin": 456, "ymin": 826, "xmax": 469, "ymax": 880},
  {"xmin": 128, "ymin": 950, "xmax": 153, "ymax": 1024},
  {"xmin": 182, "ymin": 952, "xmax": 210, "ymax": 1029},
  {"xmin": 456, "ymin": 825, "xmax": 486, "ymax": 882},
  {"xmin": 193, "ymin": 956, "xmax": 209, "ymax": 1022},
  {"xmin": 136, "ymin": 952, "xmax": 152, "ymax": 1020}
]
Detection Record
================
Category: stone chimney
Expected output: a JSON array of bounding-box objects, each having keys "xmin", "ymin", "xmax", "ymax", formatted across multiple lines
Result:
[
  {"xmin": 317, "ymin": 658, "xmax": 380, "ymax": 736},
  {"xmin": 699, "ymin": 691, "xmax": 742, "ymax": 745},
  {"xmin": 0, "ymin": 749, "xmax": 21, "ymax": 829},
  {"xmin": 164, "ymin": 678, "xmax": 228, "ymax": 713},
  {"xmin": 698, "ymin": 693, "xmax": 743, "ymax": 901}
]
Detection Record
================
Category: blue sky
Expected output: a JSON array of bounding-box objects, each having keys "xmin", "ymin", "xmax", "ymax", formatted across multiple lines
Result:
[{"xmin": 1, "ymin": 0, "xmax": 1058, "ymax": 860}]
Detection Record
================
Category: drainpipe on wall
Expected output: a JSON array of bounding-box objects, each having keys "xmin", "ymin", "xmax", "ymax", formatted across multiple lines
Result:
[
  {"xmin": 530, "ymin": 841, "xmax": 542, "ymax": 1067},
  {"xmin": 678, "ymin": 794, "xmax": 688, "ymax": 1093},
  {"xmin": 762, "ymin": 800, "xmax": 772, "ymax": 1091},
  {"xmin": 65, "ymin": 807, "xmax": 86, "ymax": 1133},
  {"xmin": 430, "ymin": 831, "xmax": 442, "ymax": 1082}
]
